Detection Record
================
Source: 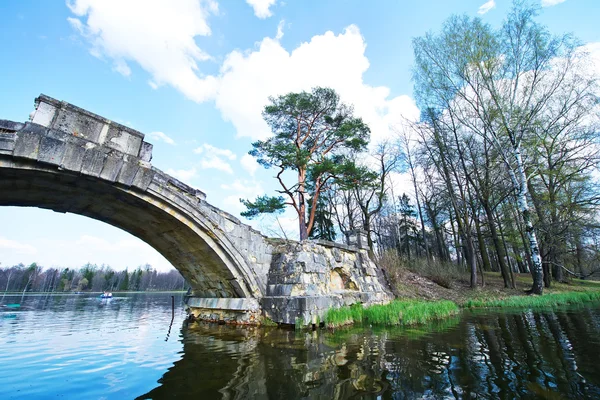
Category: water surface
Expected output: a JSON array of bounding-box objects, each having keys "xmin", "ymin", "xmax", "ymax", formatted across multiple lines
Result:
[{"xmin": 1, "ymin": 293, "xmax": 600, "ymax": 399}]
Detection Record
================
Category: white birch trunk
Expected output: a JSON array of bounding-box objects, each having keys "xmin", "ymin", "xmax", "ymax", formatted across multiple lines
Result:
[{"xmin": 509, "ymin": 143, "xmax": 544, "ymax": 294}]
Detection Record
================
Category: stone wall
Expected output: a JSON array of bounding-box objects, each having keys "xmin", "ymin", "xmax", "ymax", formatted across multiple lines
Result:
[{"xmin": 262, "ymin": 240, "xmax": 391, "ymax": 325}]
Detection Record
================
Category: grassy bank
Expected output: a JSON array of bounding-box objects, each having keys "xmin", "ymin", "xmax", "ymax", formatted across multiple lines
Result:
[
  {"xmin": 324, "ymin": 289, "xmax": 600, "ymax": 328},
  {"xmin": 464, "ymin": 290, "xmax": 600, "ymax": 309},
  {"xmin": 323, "ymin": 266, "xmax": 600, "ymax": 328},
  {"xmin": 325, "ymin": 299, "xmax": 459, "ymax": 328}
]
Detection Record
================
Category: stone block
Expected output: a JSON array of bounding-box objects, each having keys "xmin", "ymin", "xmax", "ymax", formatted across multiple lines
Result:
[
  {"xmin": 332, "ymin": 247, "xmax": 342, "ymax": 263},
  {"xmin": 269, "ymin": 253, "xmax": 285, "ymax": 273},
  {"xmin": 267, "ymin": 284, "xmax": 293, "ymax": 296},
  {"xmin": 103, "ymin": 125, "xmax": 142, "ymax": 156},
  {"xmin": 53, "ymin": 107, "xmax": 104, "ymax": 142},
  {"xmin": 222, "ymin": 219, "xmax": 236, "ymax": 233},
  {"xmin": 99, "ymin": 155, "xmax": 124, "ymax": 182},
  {"xmin": 13, "ymin": 130, "xmax": 42, "ymax": 159},
  {"xmin": 139, "ymin": 141, "xmax": 153, "ymax": 162},
  {"xmin": 81, "ymin": 148, "xmax": 106, "ymax": 177},
  {"xmin": 0, "ymin": 120, "xmax": 25, "ymax": 132},
  {"xmin": 278, "ymin": 270, "xmax": 301, "ymax": 284},
  {"xmin": 0, "ymin": 133, "xmax": 16, "ymax": 154},
  {"xmin": 303, "ymin": 257, "xmax": 327, "ymax": 274},
  {"xmin": 38, "ymin": 136, "xmax": 66, "ymax": 166},
  {"xmin": 116, "ymin": 161, "xmax": 139, "ymax": 186},
  {"xmin": 30, "ymin": 101, "xmax": 56, "ymax": 126},
  {"xmin": 131, "ymin": 165, "xmax": 155, "ymax": 191},
  {"xmin": 304, "ymin": 284, "xmax": 322, "ymax": 296},
  {"xmin": 20, "ymin": 121, "xmax": 47, "ymax": 135},
  {"xmin": 256, "ymin": 251, "xmax": 271, "ymax": 265},
  {"xmin": 60, "ymin": 142, "xmax": 86, "ymax": 172}
]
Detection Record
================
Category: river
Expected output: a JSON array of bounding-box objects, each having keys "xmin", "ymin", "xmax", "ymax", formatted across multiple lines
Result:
[{"xmin": 1, "ymin": 292, "xmax": 599, "ymax": 399}]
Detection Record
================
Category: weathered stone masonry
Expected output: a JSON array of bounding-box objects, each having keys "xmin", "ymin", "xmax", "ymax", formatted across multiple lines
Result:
[{"xmin": 0, "ymin": 94, "xmax": 391, "ymax": 325}]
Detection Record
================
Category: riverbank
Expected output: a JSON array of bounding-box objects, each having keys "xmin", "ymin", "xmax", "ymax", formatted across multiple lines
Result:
[{"xmin": 324, "ymin": 272, "xmax": 600, "ymax": 328}]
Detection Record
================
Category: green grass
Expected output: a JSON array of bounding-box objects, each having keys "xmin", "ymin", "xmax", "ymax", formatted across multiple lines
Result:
[
  {"xmin": 324, "ymin": 300, "xmax": 459, "ymax": 328},
  {"xmin": 261, "ymin": 317, "xmax": 278, "ymax": 327},
  {"xmin": 324, "ymin": 288, "xmax": 600, "ymax": 328},
  {"xmin": 464, "ymin": 291, "xmax": 600, "ymax": 309}
]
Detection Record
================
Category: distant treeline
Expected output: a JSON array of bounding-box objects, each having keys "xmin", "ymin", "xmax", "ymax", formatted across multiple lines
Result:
[{"xmin": 0, "ymin": 262, "xmax": 189, "ymax": 293}]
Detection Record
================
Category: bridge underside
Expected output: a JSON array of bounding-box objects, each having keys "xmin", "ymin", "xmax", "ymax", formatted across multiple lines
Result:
[{"xmin": 0, "ymin": 160, "xmax": 252, "ymax": 298}]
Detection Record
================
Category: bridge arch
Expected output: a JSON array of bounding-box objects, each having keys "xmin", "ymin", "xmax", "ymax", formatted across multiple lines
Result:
[{"xmin": 0, "ymin": 95, "xmax": 271, "ymax": 298}]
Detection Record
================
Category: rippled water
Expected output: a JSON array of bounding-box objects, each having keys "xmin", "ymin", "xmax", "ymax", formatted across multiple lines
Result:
[
  {"xmin": 2, "ymin": 293, "xmax": 600, "ymax": 399},
  {"xmin": 0, "ymin": 293, "xmax": 186, "ymax": 399}
]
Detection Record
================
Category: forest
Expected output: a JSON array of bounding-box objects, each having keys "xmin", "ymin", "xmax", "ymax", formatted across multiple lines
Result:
[
  {"xmin": 243, "ymin": 2, "xmax": 600, "ymax": 295},
  {"xmin": 0, "ymin": 262, "xmax": 187, "ymax": 294}
]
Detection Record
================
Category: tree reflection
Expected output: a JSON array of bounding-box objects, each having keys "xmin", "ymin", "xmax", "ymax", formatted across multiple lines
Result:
[{"xmin": 138, "ymin": 307, "xmax": 600, "ymax": 399}]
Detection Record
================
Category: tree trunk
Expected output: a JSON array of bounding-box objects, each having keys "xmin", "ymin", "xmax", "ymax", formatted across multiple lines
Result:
[
  {"xmin": 463, "ymin": 234, "xmax": 478, "ymax": 288},
  {"xmin": 511, "ymin": 144, "xmax": 544, "ymax": 294},
  {"xmin": 483, "ymin": 202, "xmax": 513, "ymax": 288},
  {"xmin": 298, "ymin": 169, "xmax": 309, "ymax": 240},
  {"xmin": 412, "ymin": 178, "xmax": 430, "ymax": 261},
  {"xmin": 449, "ymin": 210, "xmax": 461, "ymax": 267},
  {"xmin": 575, "ymin": 234, "xmax": 584, "ymax": 277},
  {"xmin": 474, "ymin": 211, "xmax": 492, "ymax": 273},
  {"xmin": 363, "ymin": 213, "xmax": 375, "ymax": 258}
]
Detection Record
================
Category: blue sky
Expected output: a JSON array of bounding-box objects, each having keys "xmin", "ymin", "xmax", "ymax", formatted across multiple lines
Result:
[{"xmin": 1, "ymin": 0, "xmax": 598, "ymax": 272}]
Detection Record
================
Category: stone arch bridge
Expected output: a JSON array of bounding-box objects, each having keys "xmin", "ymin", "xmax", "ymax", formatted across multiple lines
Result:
[{"xmin": 0, "ymin": 95, "xmax": 390, "ymax": 324}]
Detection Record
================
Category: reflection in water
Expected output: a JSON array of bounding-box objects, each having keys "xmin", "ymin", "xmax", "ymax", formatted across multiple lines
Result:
[
  {"xmin": 0, "ymin": 293, "xmax": 188, "ymax": 399},
  {"xmin": 2, "ymin": 294, "xmax": 600, "ymax": 399},
  {"xmin": 141, "ymin": 307, "xmax": 600, "ymax": 399}
]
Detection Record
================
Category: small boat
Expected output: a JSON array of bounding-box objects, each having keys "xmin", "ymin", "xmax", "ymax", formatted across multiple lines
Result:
[{"xmin": 100, "ymin": 292, "xmax": 113, "ymax": 299}]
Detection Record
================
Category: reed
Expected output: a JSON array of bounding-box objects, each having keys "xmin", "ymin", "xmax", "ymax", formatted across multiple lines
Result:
[{"xmin": 325, "ymin": 299, "xmax": 459, "ymax": 328}]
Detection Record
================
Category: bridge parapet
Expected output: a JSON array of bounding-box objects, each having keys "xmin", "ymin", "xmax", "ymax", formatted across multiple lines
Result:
[{"xmin": 31, "ymin": 94, "xmax": 151, "ymax": 160}]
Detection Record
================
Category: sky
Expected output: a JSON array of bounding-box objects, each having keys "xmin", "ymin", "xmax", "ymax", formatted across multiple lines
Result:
[{"xmin": 0, "ymin": 0, "xmax": 598, "ymax": 272}]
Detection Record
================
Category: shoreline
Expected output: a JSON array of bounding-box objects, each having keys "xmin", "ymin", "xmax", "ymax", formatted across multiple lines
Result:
[{"xmin": 324, "ymin": 273, "xmax": 600, "ymax": 328}]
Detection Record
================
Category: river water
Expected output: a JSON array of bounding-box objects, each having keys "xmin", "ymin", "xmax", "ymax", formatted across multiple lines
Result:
[{"xmin": 1, "ymin": 293, "xmax": 600, "ymax": 399}]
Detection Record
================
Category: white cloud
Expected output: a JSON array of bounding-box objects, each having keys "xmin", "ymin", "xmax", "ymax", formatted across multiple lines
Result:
[
  {"xmin": 113, "ymin": 58, "xmax": 131, "ymax": 77},
  {"xmin": 246, "ymin": 0, "xmax": 277, "ymax": 19},
  {"xmin": 220, "ymin": 179, "xmax": 264, "ymax": 212},
  {"xmin": 200, "ymin": 157, "xmax": 234, "ymax": 173},
  {"xmin": 67, "ymin": 16, "xmax": 83, "ymax": 33},
  {"xmin": 0, "ymin": 237, "xmax": 37, "ymax": 256},
  {"xmin": 193, "ymin": 143, "xmax": 236, "ymax": 174},
  {"xmin": 148, "ymin": 131, "xmax": 176, "ymax": 145},
  {"xmin": 215, "ymin": 25, "xmax": 420, "ymax": 144},
  {"xmin": 166, "ymin": 167, "xmax": 197, "ymax": 183},
  {"xmin": 258, "ymin": 214, "xmax": 297, "ymax": 239},
  {"xmin": 67, "ymin": 0, "xmax": 219, "ymax": 101},
  {"xmin": 477, "ymin": 0, "xmax": 496, "ymax": 14},
  {"xmin": 240, "ymin": 153, "xmax": 259, "ymax": 176},
  {"xmin": 71, "ymin": 235, "xmax": 172, "ymax": 272},
  {"xmin": 276, "ymin": 19, "xmax": 285, "ymax": 40},
  {"xmin": 193, "ymin": 143, "xmax": 236, "ymax": 159},
  {"xmin": 580, "ymin": 42, "xmax": 600, "ymax": 76},
  {"xmin": 0, "ymin": 208, "xmax": 175, "ymax": 272},
  {"xmin": 68, "ymin": 6, "xmax": 420, "ymax": 146},
  {"xmin": 388, "ymin": 171, "xmax": 418, "ymax": 201},
  {"xmin": 541, "ymin": 0, "xmax": 567, "ymax": 6}
]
